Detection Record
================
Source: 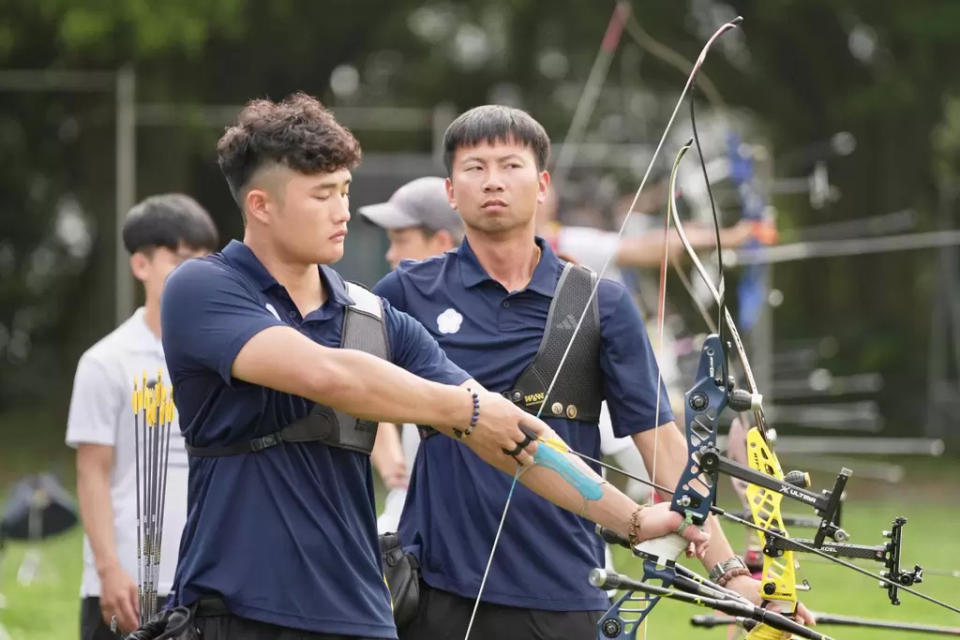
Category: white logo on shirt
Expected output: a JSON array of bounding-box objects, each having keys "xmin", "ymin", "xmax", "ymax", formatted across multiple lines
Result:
[
  {"xmin": 265, "ymin": 303, "xmax": 282, "ymax": 321},
  {"xmin": 437, "ymin": 308, "xmax": 463, "ymax": 334}
]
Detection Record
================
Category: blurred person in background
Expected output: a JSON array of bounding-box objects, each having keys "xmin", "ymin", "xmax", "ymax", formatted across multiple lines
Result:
[
  {"xmin": 359, "ymin": 176, "xmax": 464, "ymax": 533},
  {"xmin": 66, "ymin": 194, "xmax": 219, "ymax": 638}
]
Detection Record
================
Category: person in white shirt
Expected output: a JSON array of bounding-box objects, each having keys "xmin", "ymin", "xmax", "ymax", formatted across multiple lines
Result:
[
  {"xmin": 66, "ymin": 194, "xmax": 218, "ymax": 638},
  {"xmin": 358, "ymin": 177, "xmax": 464, "ymax": 533}
]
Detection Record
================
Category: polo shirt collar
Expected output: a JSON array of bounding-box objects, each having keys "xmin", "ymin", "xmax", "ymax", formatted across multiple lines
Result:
[
  {"xmin": 319, "ymin": 264, "xmax": 354, "ymax": 307},
  {"xmin": 457, "ymin": 236, "xmax": 560, "ymax": 297},
  {"xmin": 222, "ymin": 240, "xmax": 353, "ymax": 307},
  {"xmin": 222, "ymin": 240, "xmax": 276, "ymax": 291}
]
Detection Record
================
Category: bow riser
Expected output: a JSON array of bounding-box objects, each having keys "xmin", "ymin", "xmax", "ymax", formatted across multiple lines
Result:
[
  {"xmin": 596, "ymin": 533, "xmax": 689, "ymax": 639},
  {"xmin": 671, "ymin": 334, "xmax": 730, "ymax": 524},
  {"xmin": 596, "ymin": 558, "xmax": 673, "ymax": 640}
]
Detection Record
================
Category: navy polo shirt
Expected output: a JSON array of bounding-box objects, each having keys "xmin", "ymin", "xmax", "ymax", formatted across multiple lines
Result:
[
  {"xmin": 161, "ymin": 240, "xmax": 469, "ymax": 638},
  {"xmin": 373, "ymin": 237, "xmax": 673, "ymax": 612}
]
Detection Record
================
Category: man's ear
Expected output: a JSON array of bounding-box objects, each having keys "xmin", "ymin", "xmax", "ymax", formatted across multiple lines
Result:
[
  {"xmin": 536, "ymin": 170, "xmax": 551, "ymax": 205},
  {"xmin": 129, "ymin": 252, "xmax": 150, "ymax": 283},
  {"xmin": 445, "ymin": 177, "xmax": 457, "ymax": 210},
  {"xmin": 244, "ymin": 187, "xmax": 272, "ymax": 225}
]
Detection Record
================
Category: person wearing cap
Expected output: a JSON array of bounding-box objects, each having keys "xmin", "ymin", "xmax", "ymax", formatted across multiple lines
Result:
[
  {"xmin": 360, "ymin": 177, "xmax": 465, "ymax": 533},
  {"xmin": 360, "ymin": 176, "xmax": 465, "ymax": 270}
]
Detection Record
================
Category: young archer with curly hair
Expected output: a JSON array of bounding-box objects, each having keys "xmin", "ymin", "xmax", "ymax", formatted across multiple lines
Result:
[{"xmin": 155, "ymin": 94, "xmax": 706, "ymax": 640}]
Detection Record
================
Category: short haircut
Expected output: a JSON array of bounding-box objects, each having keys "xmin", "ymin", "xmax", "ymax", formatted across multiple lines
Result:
[
  {"xmin": 122, "ymin": 193, "xmax": 219, "ymax": 254},
  {"xmin": 443, "ymin": 105, "xmax": 551, "ymax": 174},
  {"xmin": 217, "ymin": 93, "xmax": 362, "ymax": 213}
]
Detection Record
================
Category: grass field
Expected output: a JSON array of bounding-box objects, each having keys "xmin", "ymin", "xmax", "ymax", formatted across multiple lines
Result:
[{"xmin": 2, "ymin": 452, "xmax": 958, "ymax": 639}]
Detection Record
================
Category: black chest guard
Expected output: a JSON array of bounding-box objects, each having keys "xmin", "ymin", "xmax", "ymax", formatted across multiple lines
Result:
[
  {"xmin": 417, "ymin": 262, "xmax": 604, "ymax": 441},
  {"xmin": 185, "ymin": 282, "xmax": 389, "ymax": 458},
  {"xmin": 506, "ymin": 262, "xmax": 603, "ymax": 422}
]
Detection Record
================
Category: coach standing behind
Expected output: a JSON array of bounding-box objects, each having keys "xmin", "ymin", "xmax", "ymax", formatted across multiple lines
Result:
[{"xmin": 373, "ymin": 105, "xmax": 803, "ymax": 639}]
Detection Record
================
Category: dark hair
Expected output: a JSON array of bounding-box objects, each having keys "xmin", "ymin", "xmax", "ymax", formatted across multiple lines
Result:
[
  {"xmin": 443, "ymin": 105, "xmax": 551, "ymax": 174},
  {"xmin": 217, "ymin": 93, "xmax": 362, "ymax": 211},
  {"xmin": 122, "ymin": 193, "xmax": 219, "ymax": 254}
]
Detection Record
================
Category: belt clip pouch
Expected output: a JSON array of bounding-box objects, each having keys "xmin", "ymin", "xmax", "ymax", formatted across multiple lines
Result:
[{"xmin": 379, "ymin": 532, "xmax": 420, "ymax": 628}]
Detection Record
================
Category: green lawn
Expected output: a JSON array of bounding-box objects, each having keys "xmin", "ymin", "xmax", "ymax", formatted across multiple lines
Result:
[{"xmin": 2, "ymin": 454, "xmax": 959, "ymax": 639}]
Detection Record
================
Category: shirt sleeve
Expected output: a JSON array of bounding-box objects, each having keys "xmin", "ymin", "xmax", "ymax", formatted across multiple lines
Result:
[
  {"xmin": 161, "ymin": 258, "xmax": 285, "ymax": 385},
  {"xmin": 65, "ymin": 353, "xmax": 122, "ymax": 448},
  {"xmin": 598, "ymin": 280, "xmax": 675, "ymax": 437},
  {"xmin": 382, "ymin": 300, "xmax": 469, "ymax": 386},
  {"xmin": 557, "ymin": 227, "xmax": 621, "ymax": 275},
  {"xmin": 372, "ymin": 270, "xmax": 407, "ymax": 312}
]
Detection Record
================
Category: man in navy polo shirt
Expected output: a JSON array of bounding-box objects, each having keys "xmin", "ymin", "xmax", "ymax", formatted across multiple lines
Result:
[
  {"xmin": 158, "ymin": 94, "xmax": 707, "ymax": 640},
  {"xmin": 374, "ymin": 106, "xmax": 807, "ymax": 639}
]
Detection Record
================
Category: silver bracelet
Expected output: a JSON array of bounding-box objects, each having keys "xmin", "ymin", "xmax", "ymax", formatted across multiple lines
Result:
[{"xmin": 709, "ymin": 555, "xmax": 749, "ymax": 583}]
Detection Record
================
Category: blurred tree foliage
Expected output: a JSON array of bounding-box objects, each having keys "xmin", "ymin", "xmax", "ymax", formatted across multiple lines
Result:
[{"xmin": 1, "ymin": 0, "xmax": 959, "ymax": 439}]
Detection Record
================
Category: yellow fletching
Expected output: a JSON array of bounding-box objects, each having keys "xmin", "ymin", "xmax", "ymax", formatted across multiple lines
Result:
[
  {"xmin": 165, "ymin": 388, "xmax": 174, "ymax": 422},
  {"xmin": 146, "ymin": 386, "xmax": 157, "ymax": 426},
  {"xmin": 131, "ymin": 380, "xmax": 138, "ymax": 414},
  {"xmin": 140, "ymin": 371, "xmax": 147, "ymax": 414}
]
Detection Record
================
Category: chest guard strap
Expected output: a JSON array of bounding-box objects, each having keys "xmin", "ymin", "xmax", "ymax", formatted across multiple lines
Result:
[
  {"xmin": 508, "ymin": 262, "xmax": 603, "ymax": 422},
  {"xmin": 186, "ymin": 282, "xmax": 389, "ymax": 458},
  {"xmin": 418, "ymin": 262, "xmax": 603, "ymax": 441}
]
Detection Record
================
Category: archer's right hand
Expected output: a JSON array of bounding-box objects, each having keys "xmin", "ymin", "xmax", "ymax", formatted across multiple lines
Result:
[{"xmin": 464, "ymin": 390, "xmax": 543, "ymax": 467}]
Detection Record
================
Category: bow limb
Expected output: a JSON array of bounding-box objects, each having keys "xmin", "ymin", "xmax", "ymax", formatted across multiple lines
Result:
[
  {"xmin": 622, "ymin": 12, "xmax": 725, "ymax": 109},
  {"xmin": 551, "ymin": 1, "xmax": 631, "ymax": 190},
  {"xmin": 677, "ymin": 98, "xmax": 798, "ymax": 639}
]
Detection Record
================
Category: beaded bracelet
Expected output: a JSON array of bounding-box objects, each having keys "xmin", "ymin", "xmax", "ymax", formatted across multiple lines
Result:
[
  {"xmin": 464, "ymin": 388, "xmax": 480, "ymax": 436},
  {"xmin": 454, "ymin": 388, "xmax": 480, "ymax": 439},
  {"xmin": 716, "ymin": 566, "xmax": 752, "ymax": 588},
  {"xmin": 627, "ymin": 505, "xmax": 646, "ymax": 546}
]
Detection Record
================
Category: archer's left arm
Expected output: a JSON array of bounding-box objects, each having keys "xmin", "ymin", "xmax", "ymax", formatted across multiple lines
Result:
[
  {"xmin": 633, "ymin": 423, "xmax": 763, "ymax": 604},
  {"xmin": 597, "ymin": 281, "xmax": 764, "ymax": 603}
]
